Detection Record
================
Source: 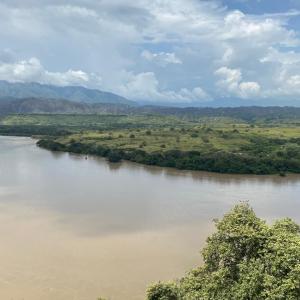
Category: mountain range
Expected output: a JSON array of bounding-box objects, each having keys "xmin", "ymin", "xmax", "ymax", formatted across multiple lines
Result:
[
  {"xmin": 1, "ymin": 80, "xmax": 300, "ymax": 108},
  {"xmin": 0, "ymin": 97, "xmax": 133, "ymax": 115},
  {"xmin": 1, "ymin": 97, "xmax": 300, "ymax": 123},
  {"xmin": 0, "ymin": 81, "xmax": 134, "ymax": 106}
]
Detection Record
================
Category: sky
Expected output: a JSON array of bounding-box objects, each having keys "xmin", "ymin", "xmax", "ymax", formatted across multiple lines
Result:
[{"xmin": 0, "ymin": 0, "xmax": 300, "ymax": 104}]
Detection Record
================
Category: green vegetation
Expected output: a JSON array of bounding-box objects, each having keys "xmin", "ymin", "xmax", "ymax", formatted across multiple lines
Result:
[
  {"xmin": 146, "ymin": 203, "xmax": 300, "ymax": 300},
  {"xmin": 1, "ymin": 111, "xmax": 300, "ymax": 174},
  {"xmin": 0, "ymin": 114, "xmax": 183, "ymax": 130}
]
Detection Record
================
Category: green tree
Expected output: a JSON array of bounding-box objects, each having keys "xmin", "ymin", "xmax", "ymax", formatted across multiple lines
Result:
[
  {"xmin": 147, "ymin": 203, "xmax": 300, "ymax": 300},
  {"xmin": 147, "ymin": 282, "xmax": 179, "ymax": 300}
]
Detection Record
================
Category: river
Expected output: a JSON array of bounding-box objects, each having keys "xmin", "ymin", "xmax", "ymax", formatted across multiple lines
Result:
[{"xmin": 0, "ymin": 136, "xmax": 299, "ymax": 300}]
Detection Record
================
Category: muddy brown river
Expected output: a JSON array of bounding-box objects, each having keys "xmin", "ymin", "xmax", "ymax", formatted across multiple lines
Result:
[{"xmin": 0, "ymin": 136, "xmax": 299, "ymax": 300}]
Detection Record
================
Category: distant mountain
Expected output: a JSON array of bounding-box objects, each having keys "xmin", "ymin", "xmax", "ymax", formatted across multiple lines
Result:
[
  {"xmin": 139, "ymin": 97, "xmax": 300, "ymax": 108},
  {"xmin": 0, "ymin": 97, "xmax": 134, "ymax": 115},
  {"xmin": 2, "ymin": 81, "xmax": 299, "ymax": 109},
  {"xmin": 0, "ymin": 81, "xmax": 135, "ymax": 106},
  {"xmin": 1, "ymin": 97, "xmax": 300, "ymax": 124},
  {"xmin": 137, "ymin": 105, "xmax": 300, "ymax": 122}
]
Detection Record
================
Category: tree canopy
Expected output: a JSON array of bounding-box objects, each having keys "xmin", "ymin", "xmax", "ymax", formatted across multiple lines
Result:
[{"xmin": 147, "ymin": 203, "xmax": 300, "ymax": 300}]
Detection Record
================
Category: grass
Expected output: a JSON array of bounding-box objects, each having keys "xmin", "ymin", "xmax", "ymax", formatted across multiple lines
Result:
[
  {"xmin": 0, "ymin": 114, "xmax": 186, "ymax": 130},
  {"xmin": 2, "ymin": 113, "xmax": 300, "ymax": 174},
  {"xmin": 53, "ymin": 123, "xmax": 300, "ymax": 154}
]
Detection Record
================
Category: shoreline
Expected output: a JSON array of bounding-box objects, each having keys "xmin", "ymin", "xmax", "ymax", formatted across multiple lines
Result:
[
  {"xmin": 1, "ymin": 134, "xmax": 299, "ymax": 177},
  {"xmin": 36, "ymin": 138, "xmax": 299, "ymax": 176}
]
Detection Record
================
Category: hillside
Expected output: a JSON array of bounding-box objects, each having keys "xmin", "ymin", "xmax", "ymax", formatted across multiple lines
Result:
[
  {"xmin": 2, "ymin": 97, "xmax": 300, "ymax": 124},
  {"xmin": 1, "ymin": 96, "xmax": 300, "ymax": 126},
  {"xmin": 0, "ymin": 97, "xmax": 134, "ymax": 115},
  {"xmin": 0, "ymin": 81, "xmax": 134, "ymax": 105},
  {"xmin": 139, "ymin": 106, "xmax": 300, "ymax": 123}
]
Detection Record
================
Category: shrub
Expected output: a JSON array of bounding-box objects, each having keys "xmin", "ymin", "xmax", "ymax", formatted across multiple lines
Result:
[
  {"xmin": 201, "ymin": 136, "xmax": 209, "ymax": 143},
  {"xmin": 147, "ymin": 282, "xmax": 179, "ymax": 300},
  {"xmin": 107, "ymin": 150, "xmax": 122, "ymax": 163}
]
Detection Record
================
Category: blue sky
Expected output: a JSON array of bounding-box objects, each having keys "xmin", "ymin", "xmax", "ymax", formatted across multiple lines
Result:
[
  {"xmin": 224, "ymin": 0, "xmax": 299, "ymax": 13},
  {"xmin": 0, "ymin": 0, "xmax": 300, "ymax": 104}
]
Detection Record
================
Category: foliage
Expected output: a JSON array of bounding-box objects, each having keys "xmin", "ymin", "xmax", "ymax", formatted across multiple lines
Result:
[
  {"xmin": 2, "ymin": 112, "xmax": 300, "ymax": 174},
  {"xmin": 0, "ymin": 125, "xmax": 70, "ymax": 137},
  {"xmin": 37, "ymin": 133, "xmax": 300, "ymax": 174},
  {"xmin": 147, "ymin": 282, "xmax": 179, "ymax": 300},
  {"xmin": 145, "ymin": 203, "xmax": 300, "ymax": 300}
]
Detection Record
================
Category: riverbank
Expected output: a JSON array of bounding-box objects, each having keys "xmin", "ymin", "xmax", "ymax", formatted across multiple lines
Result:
[{"xmin": 37, "ymin": 138, "xmax": 300, "ymax": 175}]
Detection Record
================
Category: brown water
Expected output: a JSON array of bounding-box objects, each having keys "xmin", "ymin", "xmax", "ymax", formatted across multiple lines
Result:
[{"xmin": 0, "ymin": 136, "xmax": 300, "ymax": 300}]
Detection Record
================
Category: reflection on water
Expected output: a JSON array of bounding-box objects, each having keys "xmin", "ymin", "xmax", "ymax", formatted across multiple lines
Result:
[{"xmin": 0, "ymin": 136, "xmax": 299, "ymax": 300}]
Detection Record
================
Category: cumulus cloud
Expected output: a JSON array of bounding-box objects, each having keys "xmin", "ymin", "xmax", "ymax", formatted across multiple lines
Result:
[
  {"xmin": 215, "ymin": 67, "xmax": 261, "ymax": 98},
  {"xmin": 222, "ymin": 10, "xmax": 297, "ymax": 46},
  {"xmin": 260, "ymin": 47, "xmax": 300, "ymax": 65},
  {"xmin": 0, "ymin": 0, "xmax": 299, "ymax": 103},
  {"xmin": 141, "ymin": 50, "xmax": 182, "ymax": 66},
  {"xmin": 116, "ymin": 71, "xmax": 209, "ymax": 103},
  {"xmin": 259, "ymin": 47, "xmax": 300, "ymax": 97},
  {"xmin": 0, "ymin": 57, "xmax": 101, "ymax": 87}
]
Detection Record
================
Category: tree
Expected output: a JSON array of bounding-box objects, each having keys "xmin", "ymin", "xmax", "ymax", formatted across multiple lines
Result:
[
  {"xmin": 147, "ymin": 282, "xmax": 179, "ymax": 300},
  {"xmin": 147, "ymin": 203, "xmax": 300, "ymax": 300},
  {"xmin": 107, "ymin": 150, "xmax": 122, "ymax": 163}
]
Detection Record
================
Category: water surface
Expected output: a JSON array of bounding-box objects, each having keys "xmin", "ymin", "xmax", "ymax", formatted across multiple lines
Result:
[{"xmin": 0, "ymin": 136, "xmax": 299, "ymax": 300}]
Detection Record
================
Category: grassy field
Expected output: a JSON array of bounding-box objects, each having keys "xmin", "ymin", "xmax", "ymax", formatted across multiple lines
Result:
[
  {"xmin": 1, "ymin": 113, "xmax": 300, "ymax": 174},
  {"xmin": 0, "ymin": 114, "xmax": 186, "ymax": 130},
  {"xmin": 54, "ymin": 124, "xmax": 299, "ymax": 153}
]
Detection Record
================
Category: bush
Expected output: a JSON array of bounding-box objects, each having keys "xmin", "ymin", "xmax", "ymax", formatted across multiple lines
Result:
[
  {"xmin": 147, "ymin": 282, "xmax": 179, "ymax": 300},
  {"xmin": 107, "ymin": 150, "xmax": 123, "ymax": 163},
  {"xmin": 201, "ymin": 136, "xmax": 209, "ymax": 143}
]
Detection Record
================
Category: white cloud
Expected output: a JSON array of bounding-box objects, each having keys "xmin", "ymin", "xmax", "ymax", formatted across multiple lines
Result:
[
  {"xmin": 222, "ymin": 10, "xmax": 298, "ymax": 46},
  {"xmin": 261, "ymin": 47, "xmax": 300, "ymax": 65},
  {"xmin": 0, "ymin": 57, "xmax": 101, "ymax": 87},
  {"xmin": 287, "ymin": 75, "xmax": 300, "ymax": 89},
  {"xmin": 48, "ymin": 5, "xmax": 98, "ymax": 18},
  {"xmin": 215, "ymin": 67, "xmax": 261, "ymax": 98},
  {"xmin": 239, "ymin": 82, "xmax": 261, "ymax": 97},
  {"xmin": 259, "ymin": 47, "xmax": 300, "ymax": 97},
  {"xmin": 266, "ymin": 74, "xmax": 300, "ymax": 97},
  {"xmin": 117, "ymin": 71, "xmax": 209, "ymax": 103},
  {"xmin": 0, "ymin": 1, "xmax": 299, "ymax": 103},
  {"xmin": 141, "ymin": 50, "xmax": 182, "ymax": 66}
]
